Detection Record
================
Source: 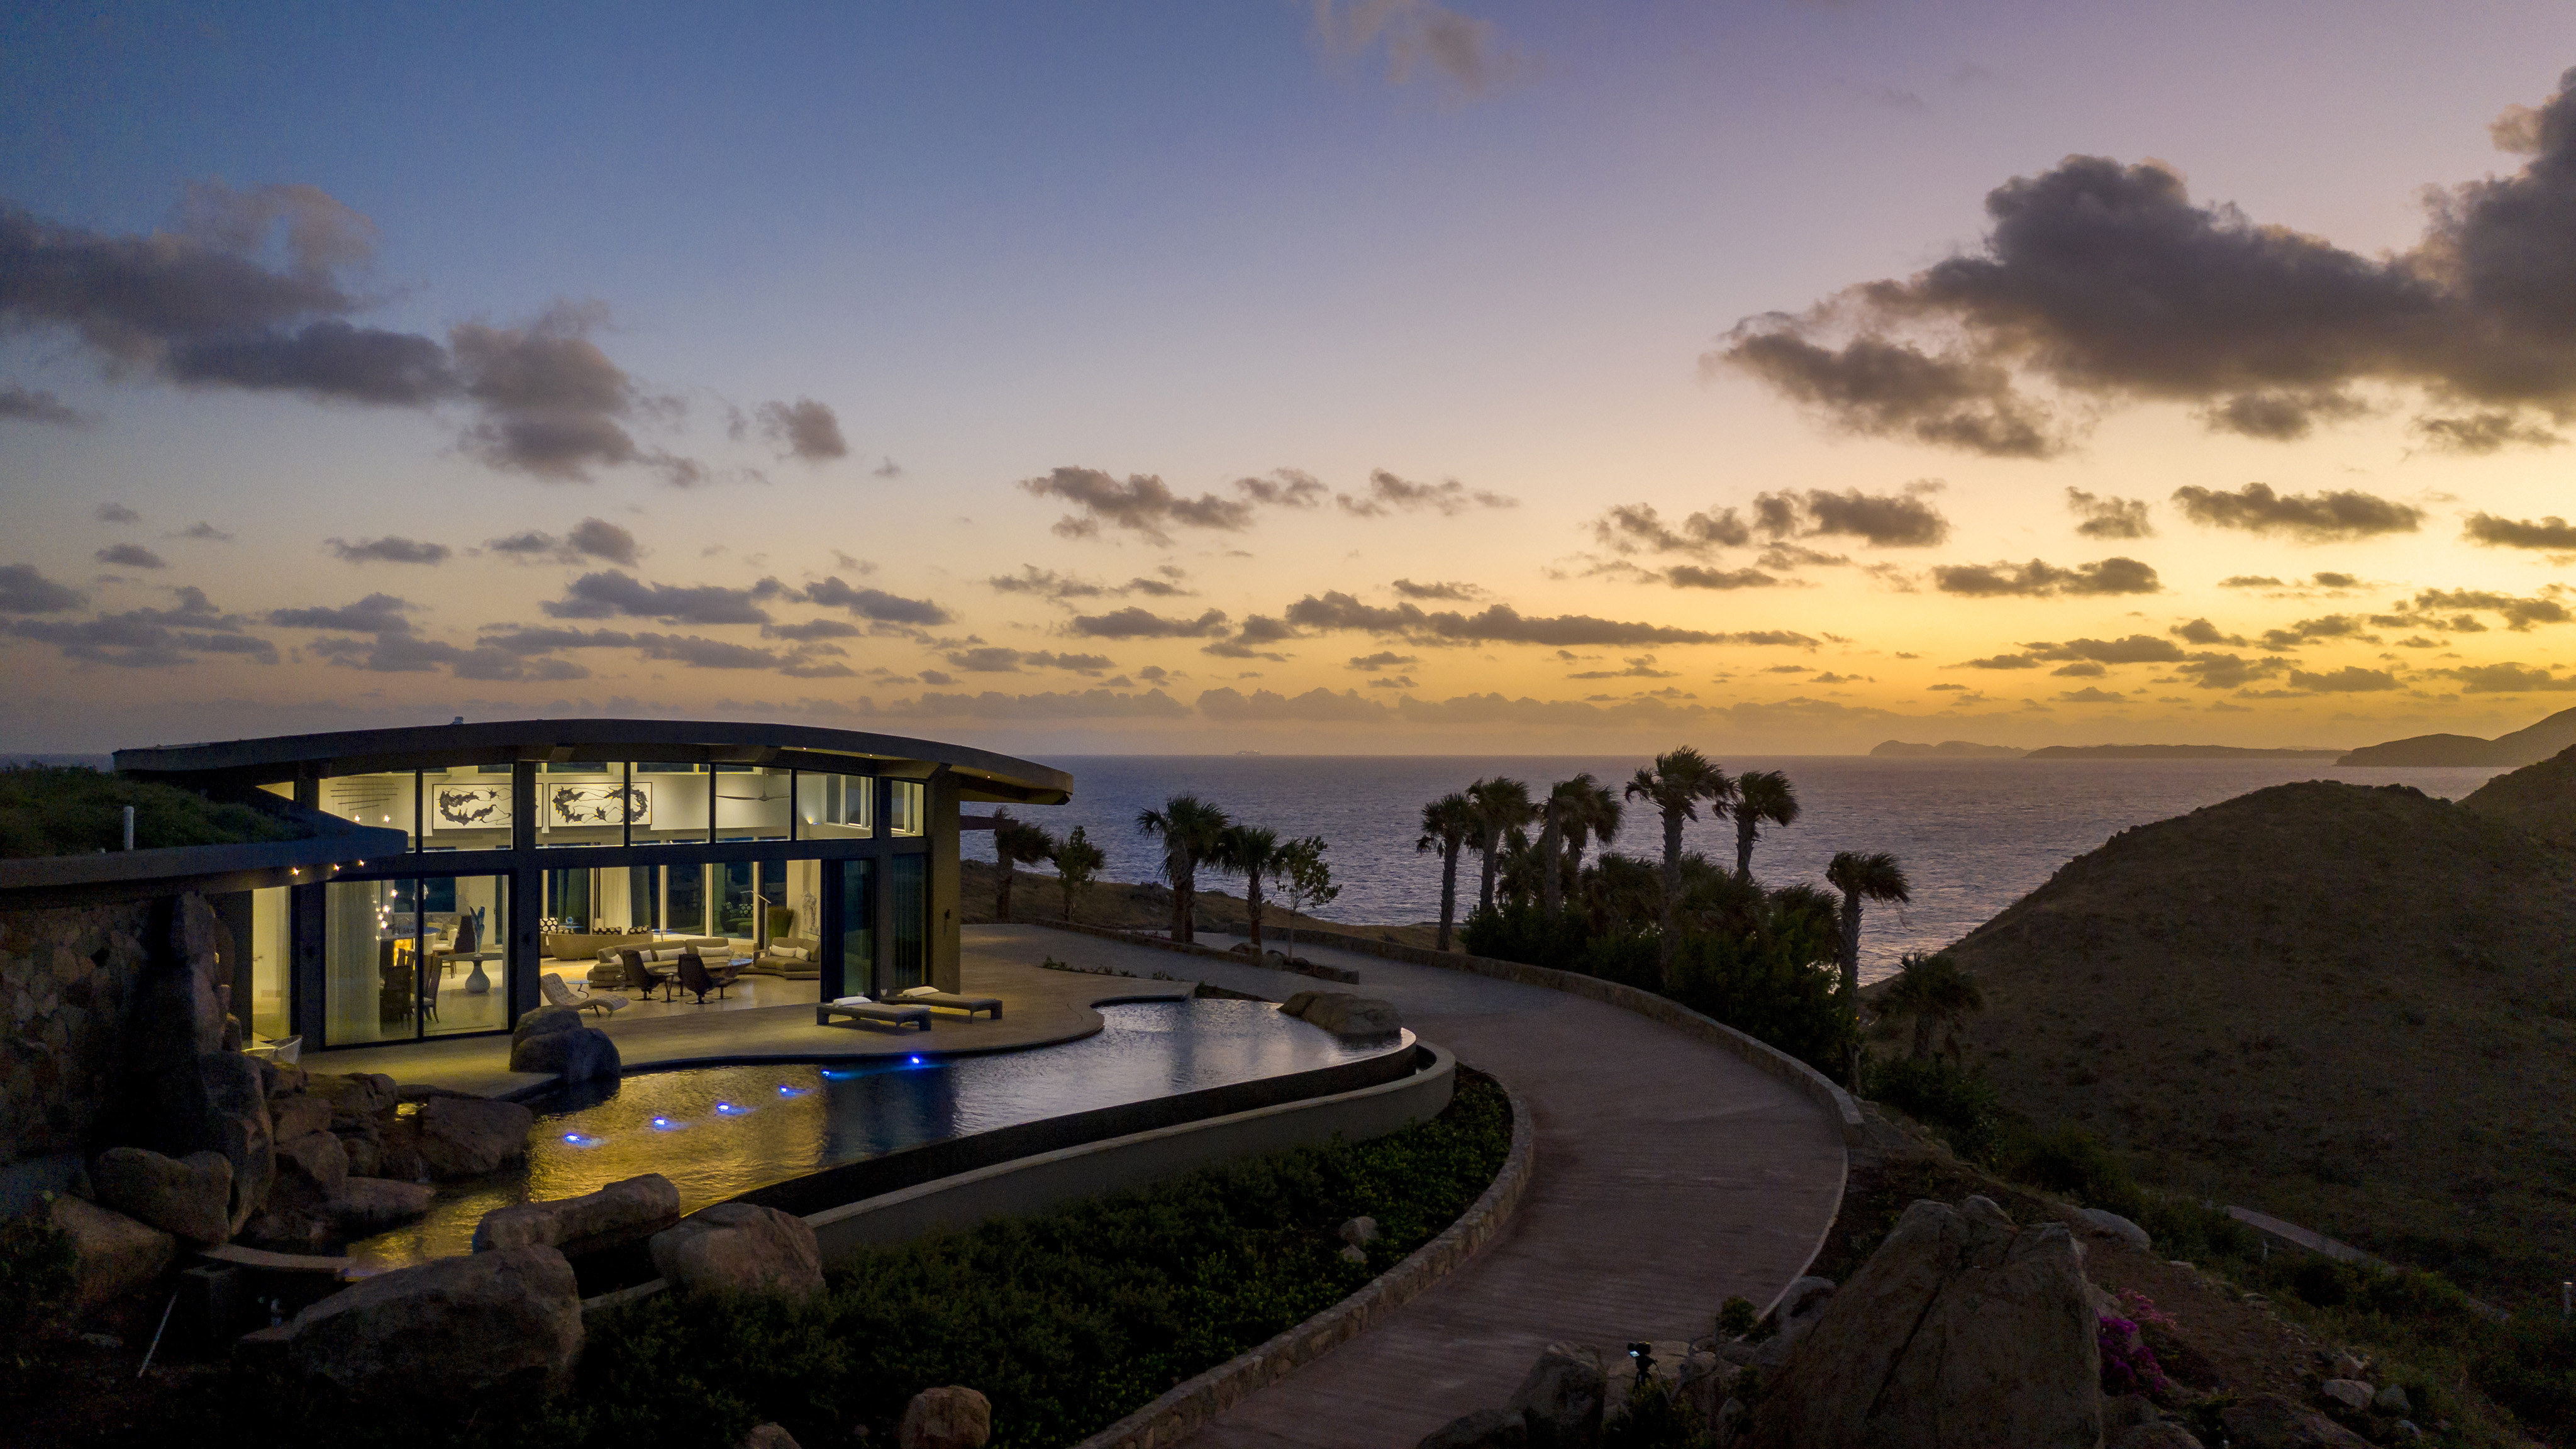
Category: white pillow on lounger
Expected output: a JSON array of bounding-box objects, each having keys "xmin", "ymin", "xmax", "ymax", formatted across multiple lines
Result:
[
  {"xmin": 900, "ymin": 985, "xmax": 941, "ymax": 997},
  {"xmin": 831, "ymin": 995, "xmax": 873, "ymax": 1006}
]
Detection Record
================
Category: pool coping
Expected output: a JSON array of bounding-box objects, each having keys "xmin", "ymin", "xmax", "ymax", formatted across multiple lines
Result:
[{"xmin": 1069, "ymin": 1065, "xmax": 1534, "ymax": 1449}]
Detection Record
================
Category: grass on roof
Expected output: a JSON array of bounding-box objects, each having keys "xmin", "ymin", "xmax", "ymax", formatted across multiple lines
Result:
[{"xmin": 0, "ymin": 765, "xmax": 305, "ymax": 860}]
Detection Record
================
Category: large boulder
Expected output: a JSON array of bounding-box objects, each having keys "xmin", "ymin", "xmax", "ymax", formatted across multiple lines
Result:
[
  {"xmin": 2075, "ymin": 1208, "xmax": 2152, "ymax": 1252},
  {"xmin": 307, "ymin": 1072, "xmax": 399, "ymax": 1120},
  {"xmin": 196, "ymin": 1051, "xmax": 275, "ymax": 1233},
  {"xmin": 508, "ymin": 1008, "xmax": 621, "ymax": 1081},
  {"xmin": 284, "ymin": 1244, "xmax": 583, "ymax": 1401},
  {"xmin": 48, "ymin": 1193, "xmax": 177, "ymax": 1309},
  {"xmin": 1748, "ymin": 1196, "xmax": 2101, "ymax": 1449},
  {"xmin": 271, "ymin": 1092, "xmax": 334, "ymax": 1141},
  {"xmin": 475, "ymin": 1174, "xmax": 680, "ymax": 1252},
  {"xmin": 1280, "ymin": 991, "xmax": 1402, "ymax": 1038},
  {"xmin": 330, "ymin": 1177, "xmax": 435, "ymax": 1233},
  {"xmin": 270, "ymin": 1131, "xmax": 352, "ymax": 1211},
  {"xmin": 897, "ymin": 1385, "xmax": 992, "ymax": 1449},
  {"xmin": 650, "ymin": 1202, "xmax": 824, "ymax": 1299},
  {"xmin": 392, "ymin": 1096, "xmax": 535, "ymax": 1180},
  {"xmin": 1506, "ymin": 1342, "xmax": 1606, "ymax": 1449},
  {"xmin": 91, "ymin": 1146, "xmax": 233, "ymax": 1244}
]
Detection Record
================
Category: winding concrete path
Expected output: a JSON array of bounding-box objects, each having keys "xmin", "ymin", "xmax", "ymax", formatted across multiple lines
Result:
[{"xmin": 976, "ymin": 925, "xmax": 1851, "ymax": 1449}]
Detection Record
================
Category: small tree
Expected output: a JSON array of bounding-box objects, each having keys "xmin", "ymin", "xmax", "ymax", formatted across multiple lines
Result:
[
  {"xmin": 990, "ymin": 811, "xmax": 1056, "ymax": 924},
  {"xmin": 1212, "ymin": 823, "xmax": 1282, "ymax": 954},
  {"xmin": 1879, "ymin": 950, "xmax": 1983, "ymax": 1062},
  {"xmin": 1275, "ymin": 835, "xmax": 1339, "ymax": 948},
  {"xmin": 1051, "ymin": 824, "xmax": 1104, "ymax": 923}
]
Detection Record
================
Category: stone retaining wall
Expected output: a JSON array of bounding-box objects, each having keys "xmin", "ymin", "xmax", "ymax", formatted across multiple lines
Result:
[
  {"xmin": 1030, "ymin": 918, "xmax": 1360, "ymax": 984},
  {"xmin": 1070, "ymin": 1074, "xmax": 1536, "ymax": 1449}
]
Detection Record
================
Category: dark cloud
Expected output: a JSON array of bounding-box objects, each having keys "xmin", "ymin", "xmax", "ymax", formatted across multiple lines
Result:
[
  {"xmin": 1196, "ymin": 686, "xmax": 1387, "ymax": 722},
  {"xmin": 943, "ymin": 647, "xmax": 1114, "ymax": 674},
  {"xmin": 2258, "ymin": 614, "xmax": 2377, "ymax": 650},
  {"xmin": 2219, "ymin": 575, "xmax": 2284, "ymax": 587},
  {"xmin": 1021, "ymin": 467, "xmax": 1257, "ymax": 544},
  {"xmin": 2172, "ymin": 652, "xmax": 2284, "ymax": 690},
  {"xmin": 1957, "ymin": 654, "xmax": 2042, "ymax": 670},
  {"xmin": 1930, "ymin": 556, "xmax": 2160, "ymax": 597},
  {"xmin": 452, "ymin": 302, "xmax": 665, "ymax": 481},
  {"xmin": 95, "ymin": 543, "xmax": 166, "ymax": 570},
  {"xmin": 1067, "ymin": 606, "xmax": 1231, "ymax": 640},
  {"xmin": 1591, "ymin": 502, "xmax": 1752, "ymax": 555},
  {"xmin": 1233, "ymin": 469, "xmax": 1327, "ymax": 508},
  {"xmin": 168, "ymin": 318, "xmax": 455, "ymax": 404},
  {"xmin": 1348, "ymin": 651, "xmax": 1420, "ymax": 672},
  {"xmin": 1389, "ymin": 578, "xmax": 1483, "ymax": 601},
  {"xmin": 760, "ymin": 618, "xmax": 862, "ymax": 643},
  {"xmin": 486, "ymin": 517, "xmax": 642, "ymax": 567},
  {"xmin": 2406, "ymin": 587, "xmax": 2570, "ymax": 631},
  {"xmin": 2289, "ymin": 665, "xmax": 2401, "ymax": 692},
  {"xmin": 802, "ymin": 575, "xmax": 952, "ymax": 626},
  {"xmin": 175, "ymin": 521, "xmax": 232, "ymax": 541},
  {"xmin": 2024, "ymin": 635, "xmax": 2188, "ymax": 663},
  {"xmin": 1714, "ymin": 72, "xmax": 2576, "ymax": 454},
  {"xmin": 472, "ymin": 623, "xmax": 845, "ymax": 677},
  {"xmin": 328, "ymin": 535, "xmax": 451, "ymax": 565},
  {"xmin": 985, "ymin": 565, "xmax": 1191, "ymax": 602},
  {"xmin": 2057, "ymin": 687, "xmax": 2129, "ymax": 704},
  {"xmin": 2050, "ymin": 662, "xmax": 2106, "ymax": 677},
  {"xmin": 2311, "ymin": 571, "xmax": 2360, "ymax": 588},
  {"xmin": 2066, "ymin": 488, "xmax": 2153, "ymax": 540},
  {"xmin": 0, "ymin": 564, "xmax": 86, "ymax": 613},
  {"xmin": 1279, "ymin": 591, "xmax": 1816, "ymax": 648},
  {"xmin": 0, "ymin": 382, "xmax": 84, "ymax": 426},
  {"xmin": 757, "ymin": 398, "xmax": 847, "ymax": 462},
  {"xmin": 1568, "ymin": 654, "xmax": 1680, "ymax": 680},
  {"xmin": 1755, "ymin": 485, "xmax": 1949, "ymax": 546},
  {"xmin": 9, "ymin": 586, "xmax": 274, "ymax": 668},
  {"xmin": 542, "ymin": 570, "xmax": 778, "ymax": 626},
  {"xmin": 874, "ymin": 688, "xmax": 1189, "ymax": 721},
  {"xmin": 1664, "ymin": 566, "xmax": 1780, "ymax": 590},
  {"xmin": 2170, "ymin": 618, "xmax": 2246, "ymax": 647},
  {"xmin": 268, "ymin": 593, "xmax": 414, "ymax": 633},
  {"xmin": 93, "ymin": 502, "xmax": 140, "ymax": 524},
  {"xmin": 2442, "ymin": 662, "xmax": 2576, "ymax": 692},
  {"xmin": 2463, "ymin": 512, "xmax": 2576, "ymax": 550},
  {"xmin": 2171, "ymin": 482, "xmax": 2422, "ymax": 541},
  {"xmin": 2413, "ymin": 411, "xmax": 2563, "ymax": 453},
  {"xmin": 1336, "ymin": 469, "xmax": 1516, "ymax": 518},
  {"xmin": 872, "ymin": 457, "xmax": 903, "ymax": 479}
]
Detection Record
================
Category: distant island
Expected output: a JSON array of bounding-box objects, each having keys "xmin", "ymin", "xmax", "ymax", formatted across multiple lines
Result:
[
  {"xmin": 2021, "ymin": 743, "xmax": 2345, "ymax": 760},
  {"xmin": 1869, "ymin": 740, "xmax": 2026, "ymax": 758},
  {"xmin": 2336, "ymin": 705, "xmax": 2576, "ymax": 766}
]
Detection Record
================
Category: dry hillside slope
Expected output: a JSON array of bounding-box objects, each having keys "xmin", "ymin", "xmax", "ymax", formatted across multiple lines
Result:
[
  {"xmin": 1948, "ymin": 779, "xmax": 2576, "ymax": 1304},
  {"xmin": 2461, "ymin": 741, "xmax": 2576, "ymax": 847}
]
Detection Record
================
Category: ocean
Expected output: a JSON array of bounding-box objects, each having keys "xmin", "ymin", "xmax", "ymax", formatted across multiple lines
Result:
[{"xmin": 967, "ymin": 755, "xmax": 2514, "ymax": 982}]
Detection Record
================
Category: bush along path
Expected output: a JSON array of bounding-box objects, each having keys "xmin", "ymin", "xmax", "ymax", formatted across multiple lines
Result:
[{"xmin": 108, "ymin": 1070, "xmax": 1514, "ymax": 1449}]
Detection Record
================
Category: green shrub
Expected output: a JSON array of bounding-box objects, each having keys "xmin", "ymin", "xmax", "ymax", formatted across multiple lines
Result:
[
  {"xmin": 1997, "ymin": 1124, "xmax": 2144, "ymax": 1218},
  {"xmin": 1864, "ymin": 1056, "xmax": 2003, "ymax": 1163},
  {"xmin": 1664, "ymin": 929, "xmax": 1854, "ymax": 1083},
  {"xmin": 2291, "ymin": 1257, "xmax": 2353, "ymax": 1307},
  {"xmin": 1460, "ymin": 902, "xmax": 1592, "ymax": 972},
  {"xmin": 2475, "ymin": 1316, "xmax": 2576, "ymax": 1436},
  {"xmin": 1717, "ymin": 1296, "xmax": 1758, "ymax": 1338},
  {"xmin": 2131, "ymin": 1194, "xmax": 2255, "ymax": 1262}
]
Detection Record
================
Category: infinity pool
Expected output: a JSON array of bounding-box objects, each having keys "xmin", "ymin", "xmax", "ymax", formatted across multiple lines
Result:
[{"xmin": 347, "ymin": 999, "xmax": 1396, "ymax": 1266}]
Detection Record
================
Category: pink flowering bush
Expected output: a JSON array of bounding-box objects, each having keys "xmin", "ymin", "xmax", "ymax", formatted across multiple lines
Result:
[{"xmin": 2099, "ymin": 1294, "xmax": 2177, "ymax": 1397}]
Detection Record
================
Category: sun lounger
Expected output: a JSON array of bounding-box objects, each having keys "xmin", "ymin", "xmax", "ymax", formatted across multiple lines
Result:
[
  {"xmin": 541, "ymin": 972, "xmax": 625, "ymax": 1016},
  {"xmin": 816, "ymin": 999, "xmax": 932, "ymax": 1032},
  {"xmin": 894, "ymin": 987, "xmax": 1003, "ymax": 1019}
]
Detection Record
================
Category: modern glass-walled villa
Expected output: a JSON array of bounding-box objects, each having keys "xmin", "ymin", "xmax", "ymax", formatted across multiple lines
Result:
[{"xmin": 112, "ymin": 719, "xmax": 1072, "ymax": 1052}]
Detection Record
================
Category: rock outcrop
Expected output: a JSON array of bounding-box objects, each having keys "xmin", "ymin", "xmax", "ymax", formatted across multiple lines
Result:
[
  {"xmin": 897, "ymin": 1385, "xmax": 992, "ymax": 1448},
  {"xmin": 283, "ymin": 1244, "xmax": 584, "ymax": 1401},
  {"xmin": 2215, "ymin": 1393, "xmax": 2372, "ymax": 1448},
  {"xmin": 90, "ymin": 1145, "xmax": 233, "ymax": 1244},
  {"xmin": 650, "ymin": 1201, "xmax": 824, "ymax": 1299},
  {"xmin": 475, "ymin": 1174, "xmax": 680, "ymax": 1252},
  {"xmin": 508, "ymin": 1006, "xmax": 621, "ymax": 1081},
  {"xmin": 1279, "ymin": 991, "xmax": 1402, "ymax": 1038},
  {"xmin": 1746, "ymin": 1196, "xmax": 2101, "ymax": 1449},
  {"xmin": 1507, "ymin": 1343, "xmax": 1606, "ymax": 1449},
  {"xmin": 384, "ymin": 1095, "xmax": 535, "ymax": 1180},
  {"xmin": 48, "ymin": 1192, "xmax": 177, "ymax": 1309}
]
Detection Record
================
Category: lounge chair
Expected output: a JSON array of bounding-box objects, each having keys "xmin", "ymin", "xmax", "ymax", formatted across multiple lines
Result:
[
  {"xmin": 621, "ymin": 949, "xmax": 674, "ymax": 1002},
  {"xmin": 816, "ymin": 997, "xmax": 932, "ymax": 1032},
  {"xmin": 540, "ymin": 972, "xmax": 625, "ymax": 1016},
  {"xmin": 676, "ymin": 950, "xmax": 740, "ymax": 1005},
  {"xmin": 894, "ymin": 986, "xmax": 1004, "ymax": 1019}
]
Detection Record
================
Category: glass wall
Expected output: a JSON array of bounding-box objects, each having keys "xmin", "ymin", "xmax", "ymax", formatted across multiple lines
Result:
[
  {"xmin": 250, "ymin": 886, "xmax": 291, "ymax": 1045},
  {"xmin": 318, "ymin": 770, "xmax": 418, "ymax": 844},
  {"xmin": 797, "ymin": 771, "xmax": 874, "ymax": 839},
  {"xmin": 631, "ymin": 763, "xmax": 710, "ymax": 846},
  {"xmin": 536, "ymin": 761, "xmax": 627, "ymax": 848},
  {"xmin": 665, "ymin": 862, "xmax": 708, "ymax": 936},
  {"xmin": 715, "ymin": 765, "xmax": 792, "ymax": 841},
  {"xmin": 322, "ymin": 874, "xmax": 511, "ymax": 1045},
  {"xmin": 419, "ymin": 765, "xmax": 514, "ymax": 853},
  {"xmin": 887, "ymin": 853, "xmax": 926, "ymax": 992},
  {"xmin": 717, "ymin": 861, "xmax": 758, "ymax": 939},
  {"xmin": 840, "ymin": 858, "xmax": 875, "ymax": 996},
  {"xmin": 780, "ymin": 858, "xmax": 823, "ymax": 941},
  {"xmin": 626, "ymin": 865, "xmax": 658, "ymax": 930},
  {"xmin": 543, "ymin": 867, "xmax": 593, "ymax": 931},
  {"xmin": 889, "ymin": 780, "xmax": 925, "ymax": 838}
]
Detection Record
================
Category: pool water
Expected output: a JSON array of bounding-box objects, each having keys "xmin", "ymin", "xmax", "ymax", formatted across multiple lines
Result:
[{"xmin": 347, "ymin": 999, "xmax": 1390, "ymax": 1266}]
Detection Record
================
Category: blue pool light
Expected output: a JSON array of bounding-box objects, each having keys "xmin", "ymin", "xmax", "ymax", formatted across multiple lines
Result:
[
  {"xmin": 561, "ymin": 1131, "xmax": 602, "ymax": 1147},
  {"xmin": 821, "ymin": 1067, "xmax": 858, "ymax": 1080},
  {"xmin": 777, "ymin": 1082, "xmax": 809, "ymax": 1096},
  {"xmin": 714, "ymin": 1102, "xmax": 751, "ymax": 1116},
  {"xmin": 909, "ymin": 1055, "xmax": 923, "ymax": 1065},
  {"xmin": 651, "ymin": 1115, "xmax": 684, "ymax": 1131}
]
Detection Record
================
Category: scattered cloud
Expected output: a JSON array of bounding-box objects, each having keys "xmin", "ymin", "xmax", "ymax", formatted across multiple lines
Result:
[
  {"xmin": 2463, "ymin": 512, "xmax": 2576, "ymax": 552},
  {"xmin": 801, "ymin": 575, "xmax": 953, "ymax": 626},
  {"xmin": 2441, "ymin": 662, "xmax": 2576, "ymax": 692},
  {"xmin": 1279, "ymin": 591, "xmax": 1816, "ymax": 647},
  {"xmin": 2170, "ymin": 618, "xmax": 2246, "ymax": 647},
  {"xmin": 2065, "ymin": 487, "xmax": 2152, "ymax": 540},
  {"xmin": 1663, "ymin": 565, "xmax": 1782, "ymax": 590},
  {"xmin": 1348, "ymin": 651, "xmax": 1420, "ymax": 672},
  {"xmin": 328, "ymin": 535, "xmax": 451, "ymax": 565},
  {"xmin": 268, "ymin": 593, "xmax": 415, "ymax": 633},
  {"xmin": 94, "ymin": 543, "xmax": 167, "ymax": 570},
  {"xmin": 0, "ymin": 382, "xmax": 84, "ymax": 426},
  {"xmin": 2025, "ymin": 635, "xmax": 2188, "ymax": 663},
  {"xmin": 2288, "ymin": 665, "xmax": 2401, "ymax": 692},
  {"xmin": 1310, "ymin": 0, "xmax": 1528, "ymax": 102},
  {"xmin": 1754, "ymin": 484, "xmax": 1949, "ymax": 547},
  {"xmin": 2056, "ymin": 687, "xmax": 2128, "ymax": 704},
  {"xmin": 942, "ymin": 647, "xmax": 1114, "ymax": 675},
  {"xmin": 2414, "ymin": 412, "xmax": 2562, "ymax": 453},
  {"xmin": 1067, "ymin": 606, "xmax": 1231, "ymax": 640},
  {"xmin": 1389, "ymin": 578, "xmax": 1483, "ymax": 601},
  {"xmin": 2218, "ymin": 575, "xmax": 2284, "ymax": 588},
  {"xmin": 1233, "ymin": 469, "xmax": 1328, "ymax": 508},
  {"xmin": 541, "ymin": 570, "xmax": 780, "ymax": 626},
  {"xmin": 1931, "ymin": 557, "xmax": 2160, "ymax": 597},
  {"xmin": 92, "ymin": 502, "xmax": 140, "ymax": 525},
  {"xmin": 0, "ymin": 564, "xmax": 86, "ymax": 613},
  {"xmin": 755, "ymin": 397, "xmax": 847, "ymax": 462},
  {"xmin": 1021, "ymin": 466, "xmax": 1258, "ymax": 543},
  {"xmin": 1336, "ymin": 469, "xmax": 1516, "ymax": 518},
  {"xmin": 1568, "ymin": 653, "xmax": 1679, "ymax": 680},
  {"xmin": 8, "ymin": 585, "xmax": 275, "ymax": 668},
  {"xmin": 2170, "ymin": 482, "xmax": 2422, "ymax": 541},
  {"xmin": 987, "ymin": 565, "xmax": 1194, "ymax": 602},
  {"xmin": 486, "ymin": 516, "xmax": 642, "ymax": 567},
  {"xmin": 174, "ymin": 521, "xmax": 232, "ymax": 541}
]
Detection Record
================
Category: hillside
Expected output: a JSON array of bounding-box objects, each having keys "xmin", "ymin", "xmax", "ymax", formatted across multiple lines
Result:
[
  {"xmin": 2338, "ymin": 704, "xmax": 2576, "ymax": 765},
  {"xmin": 1869, "ymin": 740, "xmax": 2024, "ymax": 757},
  {"xmin": 1945, "ymin": 777, "xmax": 2576, "ymax": 1303},
  {"xmin": 2461, "ymin": 743, "xmax": 2576, "ymax": 846},
  {"xmin": 2019, "ymin": 743, "xmax": 2343, "ymax": 760}
]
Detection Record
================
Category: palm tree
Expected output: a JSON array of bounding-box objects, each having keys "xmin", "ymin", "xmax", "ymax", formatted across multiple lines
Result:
[
  {"xmin": 1137, "ymin": 795, "xmax": 1229, "ymax": 944},
  {"xmin": 1466, "ymin": 776, "xmax": 1536, "ymax": 915},
  {"xmin": 1624, "ymin": 748, "xmax": 1736, "ymax": 984},
  {"xmin": 1732, "ymin": 770, "xmax": 1801, "ymax": 882},
  {"xmin": 988, "ymin": 810, "xmax": 1056, "ymax": 923},
  {"xmin": 1416, "ymin": 792, "xmax": 1475, "ymax": 951},
  {"xmin": 1826, "ymin": 850, "xmax": 1911, "ymax": 1088},
  {"xmin": 1879, "ymin": 951, "xmax": 1983, "ymax": 1062},
  {"xmin": 1538, "ymin": 774, "xmax": 1616, "ymax": 917},
  {"xmin": 1051, "ymin": 825, "xmax": 1104, "ymax": 922},
  {"xmin": 1212, "ymin": 823, "xmax": 1283, "ymax": 954}
]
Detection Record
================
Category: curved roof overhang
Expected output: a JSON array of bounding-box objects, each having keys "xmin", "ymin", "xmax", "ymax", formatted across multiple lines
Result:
[{"xmin": 112, "ymin": 718, "xmax": 1073, "ymax": 807}]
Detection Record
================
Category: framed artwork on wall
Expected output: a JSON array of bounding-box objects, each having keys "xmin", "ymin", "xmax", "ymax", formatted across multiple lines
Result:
[
  {"xmin": 429, "ymin": 784, "xmax": 512, "ymax": 832},
  {"xmin": 546, "ymin": 780, "xmax": 651, "ymax": 828}
]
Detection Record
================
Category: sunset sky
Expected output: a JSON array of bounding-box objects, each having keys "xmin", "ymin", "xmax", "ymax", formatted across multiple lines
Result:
[{"xmin": 5, "ymin": 2, "xmax": 2574, "ymax": 756}]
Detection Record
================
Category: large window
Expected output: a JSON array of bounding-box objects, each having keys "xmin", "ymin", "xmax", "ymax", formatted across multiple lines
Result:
[
  {"xmin": 797, "ymin": 772, "xmax": 873, "ymax": 839},
  {"xmin": 249, "ymin": 886, "xmax": 290, "ymax": 1045},
  {"xmin": 543, "ymin": 867, "xmax": 593, "ymax": 931},
  {"xmin": 840, "ymin": 858, "xmax": 875, "ymax": 996},
  {"xmin": 887, "ymin": 853, "xmax": 926, "ymax": 992},
  {"xmin": 420, "ymin": 766, "xmax": 514, "ymax": 853},
  {"xmin": 536, "ymin": 761, "xmax": 628, "ymax": 849},
  {"xmin": 631, "ymin": 762, "xmax": 709, "ymax": 847},
  {"xmin": 322, "ymin": 874, "xmax": 511, "ymax": 1045},
  {"xmin": 715, "ymin": 765, "xmax": 792, "ymax": 841},
  {"xmin": 319, "ymin": 771, "xmax": 418, "ymax": 845},
  {"xmin": 665, "ymin": 862, "xmax": 707, "ymax": 936},
  {"xmin": 889, "ymin": 780, "xmax": 925, "ymax": 838}
]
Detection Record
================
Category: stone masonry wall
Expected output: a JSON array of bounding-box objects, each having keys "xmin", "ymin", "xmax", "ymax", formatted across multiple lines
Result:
[{"xmin": 1, "ymin": 899, "xmax": 153, "ymax": 1166}]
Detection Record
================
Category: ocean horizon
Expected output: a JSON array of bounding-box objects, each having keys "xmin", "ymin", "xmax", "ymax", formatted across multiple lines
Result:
[{"xmin": 971, "ymin": 753, "xmax": 2514, "ymax": 982}]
